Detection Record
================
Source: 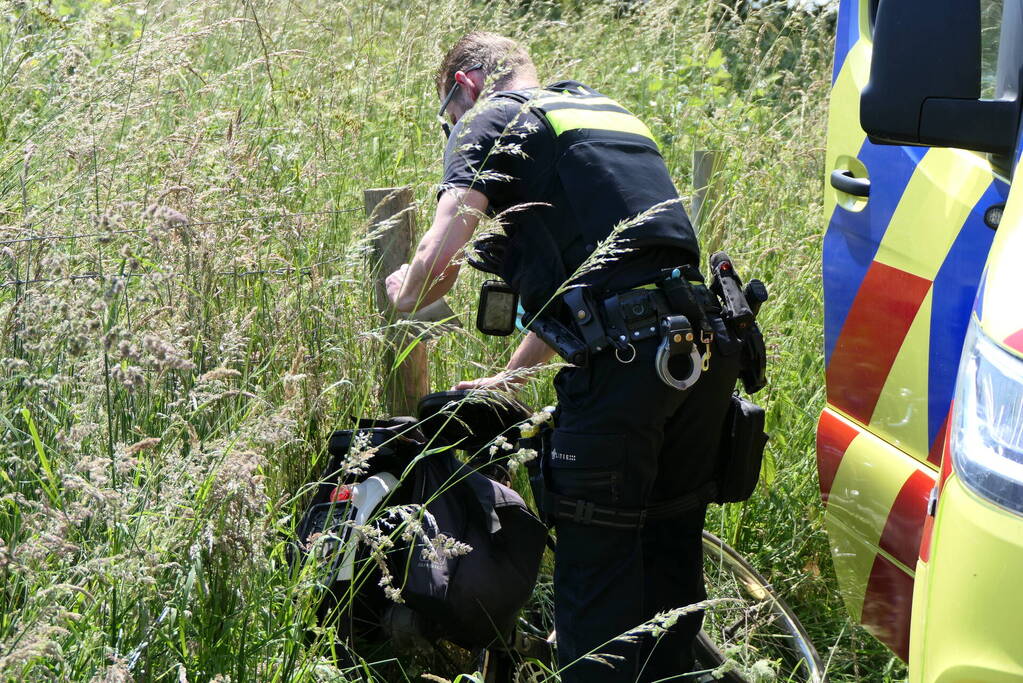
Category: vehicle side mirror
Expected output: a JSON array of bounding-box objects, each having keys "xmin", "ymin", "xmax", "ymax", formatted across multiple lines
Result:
[{"xmin": 861, "ymin": 0, "xmax": 1020, "ymax": 157}]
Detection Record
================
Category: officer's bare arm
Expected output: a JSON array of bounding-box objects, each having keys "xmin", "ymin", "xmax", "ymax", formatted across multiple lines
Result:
[
  {"xmin": 452, "ymin": 333, "xmax": 556, "ymax": 391},
  {"xmin": 506, "ymin": 332, "xmax": 557, "ymax": 379},
  {"xmin": 387, "ymin": 188, "xmax": 488, "ymax": 313},
  {"xmin": 388, "ymin": 188, "xmax": 556, "ymax": 391}
]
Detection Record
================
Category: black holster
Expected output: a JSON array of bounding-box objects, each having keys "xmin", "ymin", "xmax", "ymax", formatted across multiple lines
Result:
[
  {"xmin": 738, "ymin": 322, "xmax": 768, "ymax": 394},
  {"xmin": 523, "ymin": 313, "xmax": 589, "ymax": 367}
]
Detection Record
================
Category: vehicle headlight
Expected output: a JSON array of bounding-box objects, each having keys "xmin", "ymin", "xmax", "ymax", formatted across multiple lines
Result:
[{"xmin": 951, "ymin": 316, "xmax": 1023, "ymax": 514}]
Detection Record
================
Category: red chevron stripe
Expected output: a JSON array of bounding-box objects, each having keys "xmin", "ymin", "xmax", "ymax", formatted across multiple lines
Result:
[
  {"xmin": 927, "ymin": 409, "xmax": 950, "ymax": 466},
  {"xmin": 878, "ymin": 469, "xmax": 934, "ymax": 570},
  {"xmin": 826, "ymin": 261, "xmax": 932, "ymax": 424},
  {"xmin": 1004, "ymin": 328, "xmax": 1023, "ymax": 354},
  {"xmin": 861, "ymin": 553, "xmax": 914, "ymax": 662},
  {"xmin": 816, "ymin": 410, "xmax": 859, "ymax": 506},
  {"xmin": 939, "ymin": 407, "xmax": 955, "ymax": 490}
]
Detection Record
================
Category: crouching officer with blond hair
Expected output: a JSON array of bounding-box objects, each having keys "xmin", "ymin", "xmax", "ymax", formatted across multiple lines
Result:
[{"xmin": 386, "ymin": 32, "xmax": 743, "ymax": 682}]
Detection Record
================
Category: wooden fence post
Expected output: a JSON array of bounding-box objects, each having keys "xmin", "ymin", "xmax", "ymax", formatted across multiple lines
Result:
[
  {"xmin": 692, "ymin": 149, "xmax": 725, "ymax": 236},
  {"xmin": 364, "ymin": 187, "xmax": 430, "ymax": 416}
]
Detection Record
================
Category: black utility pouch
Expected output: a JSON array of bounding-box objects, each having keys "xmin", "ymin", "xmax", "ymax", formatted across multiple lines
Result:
[{"xmin": 715, "ymin": 394, "xmax": 769, "ymax": 504}]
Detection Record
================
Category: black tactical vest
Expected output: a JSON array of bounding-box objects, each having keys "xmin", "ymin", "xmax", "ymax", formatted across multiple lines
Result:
[{"xmin": 493, "ymin": 81, "xmax": 699, "ymax": 315}]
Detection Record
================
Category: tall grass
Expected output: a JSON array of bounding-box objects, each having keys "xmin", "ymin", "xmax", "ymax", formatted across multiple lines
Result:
[{"xmin": 1, "ymin": 0, "xmax": 904, "ymax": 680}]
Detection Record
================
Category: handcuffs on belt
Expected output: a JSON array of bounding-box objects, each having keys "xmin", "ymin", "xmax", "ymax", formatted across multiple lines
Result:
[
  {"xmin": 655, "ymin": 314, "xmax": 708, "ymax": 391},
  {"xmin": 562, "ymin": 267, "xmax": 716, "ymax": 391}
]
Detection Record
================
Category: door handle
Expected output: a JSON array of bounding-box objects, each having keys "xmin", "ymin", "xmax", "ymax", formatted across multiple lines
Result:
[{"xmin": 830, "ymin": 169, "xmax": 870, "ymax": 197}]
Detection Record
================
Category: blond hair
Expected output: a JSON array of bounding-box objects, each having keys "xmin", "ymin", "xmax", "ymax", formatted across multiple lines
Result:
[{"xmin": 435, "ymin": 32, "xmax": 537, "ymax": 97}]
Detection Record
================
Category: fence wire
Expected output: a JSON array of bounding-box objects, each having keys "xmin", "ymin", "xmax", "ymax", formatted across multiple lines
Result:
[
  {"xmin": 1, "ymin": 206, "xmax": 369, "ymax": 289},
  {"xmin": 0, "ymin": 207, "xmax": 363, "ymax": 247},
  {"xmin": 0, "ymin": 253, "xmax": 351, "ymax": 289}
]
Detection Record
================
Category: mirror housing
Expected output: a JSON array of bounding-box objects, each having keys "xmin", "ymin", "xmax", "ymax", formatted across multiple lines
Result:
[{"xmin": 861, "ymin": 0, "xmax": 1020, "ymax": 157}]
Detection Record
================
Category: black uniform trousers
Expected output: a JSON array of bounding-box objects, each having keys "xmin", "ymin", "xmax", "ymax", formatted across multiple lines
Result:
[{"xmin": 549, "ymin": 320, "xmax": 741, "ymax": 683}]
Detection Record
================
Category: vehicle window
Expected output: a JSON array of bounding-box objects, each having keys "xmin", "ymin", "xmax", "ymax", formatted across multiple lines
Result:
[
  {"xmin": 980, "ymin": 0, "xmax": 1003, "ymax": 99},
  {"xmin": 994, "ymin": 0, "xmax": 1023, "ymax": 102},
  {"xmin": 869, "ymin": 1, "xmax": 1001, "ymax": 77}
]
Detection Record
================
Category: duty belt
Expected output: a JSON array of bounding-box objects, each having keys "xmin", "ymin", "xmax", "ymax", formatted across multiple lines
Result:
[{"xmin": 562, "ymin": 265, "xmax": 716, "ymax": 389}]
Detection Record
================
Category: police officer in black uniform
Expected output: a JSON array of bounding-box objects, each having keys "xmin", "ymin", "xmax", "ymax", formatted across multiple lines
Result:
[{"xmin": 386, "ymin": 32, "xmax": 741, "ymax": 683}]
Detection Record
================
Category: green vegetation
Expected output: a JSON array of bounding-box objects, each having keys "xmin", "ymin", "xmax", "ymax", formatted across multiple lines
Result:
[{"xmin": 0, "ymin": 0, "xmax": 905, "ymax": 680}]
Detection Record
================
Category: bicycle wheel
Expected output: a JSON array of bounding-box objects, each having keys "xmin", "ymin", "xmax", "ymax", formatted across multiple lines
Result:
[
  {"xmin": 695, "ymin": 531, "xmax": 827, "ymax": 683},
  {"xmin": 479, "ymin": 617, "xmax": 555, "ymax": 683}
]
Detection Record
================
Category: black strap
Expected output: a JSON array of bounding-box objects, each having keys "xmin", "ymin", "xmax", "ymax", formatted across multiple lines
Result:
[
  {"xmin": 563, "ymin": 287, "xmax": 610, "ymax": 354},
  {"xmin": 544, "ymin": 481, "xmax": 717, "ymax": 530}
]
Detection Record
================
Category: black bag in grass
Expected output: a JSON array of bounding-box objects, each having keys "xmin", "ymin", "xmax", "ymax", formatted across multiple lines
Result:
[
  {"xmin": 290, "ymin": 418, "xmax": 423, "ymax": 570},
  {"xmin": 384, "ymin": 449, "xmax": 548, "ymax": 649},
  {"xmin": 291, "ymin": 390, "xmax": 547, "ymax": 650}
]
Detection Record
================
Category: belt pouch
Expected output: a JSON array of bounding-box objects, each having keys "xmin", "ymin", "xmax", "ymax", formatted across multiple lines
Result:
[
  {"xmin": 563, "ymin": 286, "xmax": 609, "ymax": 354},
  {"xmin": 715, "ymin": 394, "xmax": 768, "ymax": 504},
  {"xmin": 659, "ymin": 274, "xmax": 702, "ymax": 323}
]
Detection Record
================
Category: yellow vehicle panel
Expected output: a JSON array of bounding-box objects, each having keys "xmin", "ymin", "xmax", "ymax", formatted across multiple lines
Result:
[
  {"xmin": 910, "ymin": 475, "xmax": 1023, "ymax": 683},
  {"xmin": 908, "ymin": 140, "xmax": 1023, "ymax": 680},
  {"xmin": 979, "ymin": 175, "xmax": 1023, "ymax": 358}
]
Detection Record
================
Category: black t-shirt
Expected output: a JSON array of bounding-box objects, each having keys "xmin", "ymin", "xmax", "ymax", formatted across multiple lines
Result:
[
  {"xmin": 440, "ymin": 94, "xmax": 554, "ymax": 210},
  {"xmin": 440, "ymin": 88, "xmax": 697, "ymax": 309}
]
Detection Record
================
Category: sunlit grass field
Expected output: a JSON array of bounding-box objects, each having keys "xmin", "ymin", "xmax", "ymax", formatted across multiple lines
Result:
[{"xmin": 0, "ymin": 1, "xmax": 906, "ymax": 680}]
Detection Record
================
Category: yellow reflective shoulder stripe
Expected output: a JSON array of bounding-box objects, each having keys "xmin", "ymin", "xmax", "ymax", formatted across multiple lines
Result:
[
  {"xmin": 532, "ymin": 94, "xmax": 621, "ymax": 109},
  {"xmin": 522, "ymin": 89, "xmax": 658, "ymax": 144},
  {"xmin": 543, "ymin": 108, "xmax": 656, "ymax": 142}
]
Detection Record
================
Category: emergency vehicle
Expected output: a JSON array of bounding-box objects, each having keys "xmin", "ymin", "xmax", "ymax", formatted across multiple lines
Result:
[{"xmin": 818, "ymin": 0, "xmax": 1023, "ymax": 679}]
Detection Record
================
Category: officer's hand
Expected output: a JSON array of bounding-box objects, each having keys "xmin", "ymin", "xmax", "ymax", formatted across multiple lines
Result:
[
  {"xmin": 452, "ymin": 373, "xmax": 524, "ymax": 393},
  {"xmin": 385, "ymin": 263, "xmax": 410, "ymax": 310}
]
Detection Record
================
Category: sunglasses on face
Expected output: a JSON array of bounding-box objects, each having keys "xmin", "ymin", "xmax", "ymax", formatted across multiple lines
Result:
[{"xmin": 438, "ymin": 63, "xmax": 484, "ymax": 139}]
